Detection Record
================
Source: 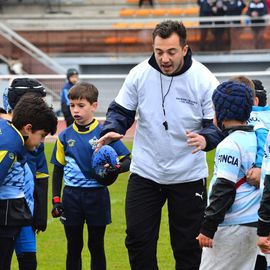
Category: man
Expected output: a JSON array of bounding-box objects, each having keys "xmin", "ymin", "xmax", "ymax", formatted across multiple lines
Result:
[
  {"xmin": 97, "ymin": 20, "xmax": 221, "ymax": 269},
  {"xmin": 60, "ymin": 68, "xmax": 79, "ymax": 127}
]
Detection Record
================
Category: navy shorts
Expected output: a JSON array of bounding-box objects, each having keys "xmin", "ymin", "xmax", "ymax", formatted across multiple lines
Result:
[{"xmin": 61, "ymin": 186, "xmax": 111, "ymax": 226}]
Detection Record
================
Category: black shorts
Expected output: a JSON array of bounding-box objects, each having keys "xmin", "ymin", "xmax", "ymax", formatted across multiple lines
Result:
[{"xmin": 61, "ymin": 186, "xmax": 111, "ymax": 226}]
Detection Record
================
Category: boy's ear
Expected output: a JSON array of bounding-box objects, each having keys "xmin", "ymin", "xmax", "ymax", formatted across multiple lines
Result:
[
  {"xmin": 254, "ymin": 96, "xmax": 259, "ymax": 106},
  {"xmin": 91, "ymin": 102, "xmax": 98, "ymax": 112},
  {"xmin": 20, "ymin": 124, "xmax": 32, "ymax": 135}
]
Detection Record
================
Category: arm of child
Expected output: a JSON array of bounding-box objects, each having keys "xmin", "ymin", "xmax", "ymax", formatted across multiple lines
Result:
[
  {"xmin": 0, "ymin": 150, "xmax": 17, "ymax": 182},
  {"xmin": 258, "ymin": 174, "xmax": 270, "ymax": 252},
  {"xmin": 197, "ymin": 177, "xmax": 236, "ymax": 247},
  {"xmin": 51, "ymin": 165, "xmax": 64, "ymax": 218}
]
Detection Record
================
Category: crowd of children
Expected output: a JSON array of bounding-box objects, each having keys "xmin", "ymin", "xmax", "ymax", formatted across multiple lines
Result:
[{"xmin": 2, "ymin": 74, "xmax": 270, "ymax": 270}]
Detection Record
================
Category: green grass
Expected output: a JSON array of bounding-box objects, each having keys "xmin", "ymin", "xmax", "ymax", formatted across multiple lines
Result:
[{"xmin": 11, "ymin": 142, "xmax": 215, "ymax": 270}]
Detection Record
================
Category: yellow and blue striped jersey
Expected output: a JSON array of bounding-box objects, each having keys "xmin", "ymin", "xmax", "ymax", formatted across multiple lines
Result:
[
  {"xmin": 51, "ymin": 119, "xmax": 130, "ymax": 188},
  {"xmin": 0, "ymin": 119, "xmax": 27, "ymax": 199}
]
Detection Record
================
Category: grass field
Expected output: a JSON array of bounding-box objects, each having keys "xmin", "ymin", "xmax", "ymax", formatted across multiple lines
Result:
[{"xmin": 11, "ymin": 141, "xmax": 215, "ymax": 270}]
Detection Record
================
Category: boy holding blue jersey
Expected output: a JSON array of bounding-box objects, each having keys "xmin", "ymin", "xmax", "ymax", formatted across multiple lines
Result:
[
  {"xmin": 51, "ymin": 82, "xmax": 131, "ymax": 270},
  {"xmin": 0, "ymin": 95, "xmax": 57, "ymax": 270},
  {"xmin": 197, "ymin": 81, "xmax": 260, "ymax": 270}
]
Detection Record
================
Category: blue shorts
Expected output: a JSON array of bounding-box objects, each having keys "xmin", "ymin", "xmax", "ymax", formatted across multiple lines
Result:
[
  {"xmin": 61, "ymin": 186, "xmax": 111, "ymax": 226},
  {"xmin": 15, "ymin": 226, "xmax": 36, "ymax": 255}
]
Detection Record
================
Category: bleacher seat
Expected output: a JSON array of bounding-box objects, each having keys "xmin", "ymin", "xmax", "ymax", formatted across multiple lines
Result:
[
  {"xmin": 119, "ymin": 9, "xmax": 136, "ymax": 17},
  {"xmin": 119, "ymin": 7, "xmax": 199, "ymax": 17},
  {"xmin": 151, "ymin": 9, "xmax": 167, "ymax": 16}
]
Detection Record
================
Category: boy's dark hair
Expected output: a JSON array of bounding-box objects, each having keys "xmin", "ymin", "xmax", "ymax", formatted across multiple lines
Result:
[
  {"xmin": 252, "ymin": 79, "xmax": 267, "ymax": 107},
  {"xmin": 12, "ymin": 95, "xmax": 58, "ymax": 135},
  {"xmin": 68, "ymin": 82, "xmax": 98, "ymax": 104},
  {"xmin": 152, "ymin": 20, "xmax": 187, "ymax": 47}
]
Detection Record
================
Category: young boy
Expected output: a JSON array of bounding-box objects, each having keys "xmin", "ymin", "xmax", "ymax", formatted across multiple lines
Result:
[
  {"xmin": 60, "ymin": 68, "xmax": 79, "ymax": 127},
  {"xmin": 3, "ymin": 78, "xmax": 51, "ymax": 270},
  {"xmin": 197, "ymin": 81, "xmax": 260, "ymax": 270},
  {"xmin": 51, "ymin": 82, "xmax": 131, "ymax": 270},
  {"xmin": 0, "ymin": 95, "xmax": 57, "ymax": 270}
]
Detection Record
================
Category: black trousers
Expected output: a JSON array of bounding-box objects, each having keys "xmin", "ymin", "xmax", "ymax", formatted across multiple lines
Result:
[
  {"xmin": 125, "ymin": 173, "xmax": 207, "ymax": 270},
  {"xmin": 64, "ymin": 224, "xmax": 106, "ymax": 270}
]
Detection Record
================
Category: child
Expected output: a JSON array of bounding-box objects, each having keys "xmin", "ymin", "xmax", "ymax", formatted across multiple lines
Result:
[
  {"xmin": 197, "ymin": 81, "xmax": 260, "ymax": 270},
  {"xmin": 60, "ymin": 68, "xmax": 79, "ymax": 127},
  {"xmin": 51, "ymin": 82, "xmax": 131, "ymax": 270},
  {"xmin": 3, "ymin": 78, "xmax": 50, "ymax": 270},
  {"xmin": 0, "ymin": 95, "xmax": 57, "ymax": 270}
]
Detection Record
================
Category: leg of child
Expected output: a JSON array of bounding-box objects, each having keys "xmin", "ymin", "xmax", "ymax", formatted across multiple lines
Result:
[
  {"xmin": 64, "ymin": 224, "xmax": 84, "ymax": 270},
  {"xmin": 87, "ymin": 225, "xmax": 106, "ymax": 270}
]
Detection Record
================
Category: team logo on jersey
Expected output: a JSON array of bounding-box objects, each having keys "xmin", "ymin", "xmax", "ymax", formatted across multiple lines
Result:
[
  {"xmin": 89, "ymin": 137, "xmax": 98, "ymax": 150},
  {"xmin": 9, "ymin": 153, "xmax": 15, "ymax": 160},
  {"xmin": 67, "ymin": 139, "xmax": 75, "ymax": 147},
  {"xmin": 218, "ymin": 154, "xmax": 239, "ymax": 166},
  {"xmin": 0, "ymin": 129, "xmax": 2, "ymax": 135}
]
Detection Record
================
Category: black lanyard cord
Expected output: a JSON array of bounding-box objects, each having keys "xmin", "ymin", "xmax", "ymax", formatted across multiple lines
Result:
[{"xmin": 160, "ymin": 73, "xmax": 173, "ymax": 130}]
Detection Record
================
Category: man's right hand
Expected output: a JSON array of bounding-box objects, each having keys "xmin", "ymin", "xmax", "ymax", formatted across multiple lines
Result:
[
  {"xmin": 96, "ymin": 132, "xmax": 124, "ymax": 151},
  {"xmin": 51, "ymin": 196, "xmax": 64, "ymax": 218}
]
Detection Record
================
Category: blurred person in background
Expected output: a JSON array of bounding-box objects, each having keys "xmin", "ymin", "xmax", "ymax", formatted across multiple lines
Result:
[
  {"xmin": 246, "ymin": 0, "xmax": 268, "ymax": 49},
  {"xmin": 61, "ymin": 68, "xmax": 79, "ymax": 127}
]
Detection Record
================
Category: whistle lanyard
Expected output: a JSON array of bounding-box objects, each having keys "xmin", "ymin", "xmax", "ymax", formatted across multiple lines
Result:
[{"xmin": 160, "ymin": 73, "xmax": 173, "ymax": 130}]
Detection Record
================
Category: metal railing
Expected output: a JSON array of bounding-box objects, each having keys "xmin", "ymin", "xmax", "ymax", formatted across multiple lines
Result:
[
  {"xmin": 0, "ymin": 22, "xmax": 66, "ymax": 74},
  {"xmin": 1, "ymin": 71, "xmax": 270, "ymax": 116}
]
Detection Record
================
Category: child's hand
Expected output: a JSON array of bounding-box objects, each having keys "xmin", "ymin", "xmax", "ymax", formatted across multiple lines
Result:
[
  {"xmin": 51, "ymin": 197, "xmax": 64, "ymax": 218},
  {"xmin": 196, "ymin": 233, "xmax": 213, "ymax": 248},
  {"xmin": 258, "ymin": 236, "xmax": 270, "ymax": 253},
  {"xmin": 186, "ymin": 131, "xmax": 206, "ymax": 154},
  {"xmin": 246, "ymin": 167, "xmax": 261, "ymax": 188}
]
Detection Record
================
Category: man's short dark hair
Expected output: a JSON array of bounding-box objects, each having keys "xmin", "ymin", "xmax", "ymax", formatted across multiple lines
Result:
[
  {"xmin": 152, "ymin": 20, "xmax": 187, "ymax": 47},
  {"xmin": 12, "ymin": 95, "xmax": 58, "ymax": 135},
  {"xmin": 68, "ymin": 82, "xmax": 99, "ymax": 104}
]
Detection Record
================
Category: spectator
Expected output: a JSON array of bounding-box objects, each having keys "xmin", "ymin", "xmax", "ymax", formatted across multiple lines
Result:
[
  {"xmin": 246, "ymin": 0, "xmax": 268, "ymax": 49},
  {"xmin": 197, "ymin": 0, "xmax": 214, "ymax": 50},
  {"xmin": 138, "ymin": 0, "xmax": 154, "ymax": 8},
  {"xmin": 61, "ymin": 68, "xmax": 79, "ymax": 127},
  {"xmin": 97, "ymin": 20, "xmax": 221, "ymax": 269}
]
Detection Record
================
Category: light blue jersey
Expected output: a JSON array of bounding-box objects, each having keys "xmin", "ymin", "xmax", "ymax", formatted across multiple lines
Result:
[
  {"xmin": 51, "ymin": 119, "xmax": 130, "ymax": 188},
  {"xmin": 248, "ymin": 106, "xmax": 270, "ymax": 129},
  {"xmin": 248, "ymin": 106, "xmax": 270, "ymax": 168},
  {"xmin": 209, "ymin": 129, "xmax": 260, "ymax": 226},
  {"xmin": 260, "ymin": 132, "xmax": 270, "ymax": 190}
]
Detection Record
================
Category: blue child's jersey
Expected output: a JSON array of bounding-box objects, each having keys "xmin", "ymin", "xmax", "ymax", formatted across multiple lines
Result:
[
  {"xmin": 51, "ymin": 119, "xmax": 130, "ymax": 188},
  {"xmin": 248, "ymin": 106, "xmax": 270, "ymax": 129},
  {"xmin": 248, "ymin": 106, "xmax": 270, "ymax": 168},
  {"xmin": 209, "ymin": 129, "xmax": 260, "ymax": 226},
  {"xmin": 24, "ymin": 143, "xmax": 49, "ymax": 214},
  {"xmin": 0, "ymin": 119, "xmax": 27, "ymax": 199},
  {"xmin": 23, "ymin": 163, "xmax": 34, "ymax": 214},
  {"xmin": 60, "ymin": 82, "xmax": 73, "ymax": 106}
]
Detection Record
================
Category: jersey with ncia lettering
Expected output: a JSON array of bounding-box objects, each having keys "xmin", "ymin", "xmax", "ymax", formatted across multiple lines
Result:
[{"xmin": 208, "ymin": 129, "xmax": 260, "ymax": 226}]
